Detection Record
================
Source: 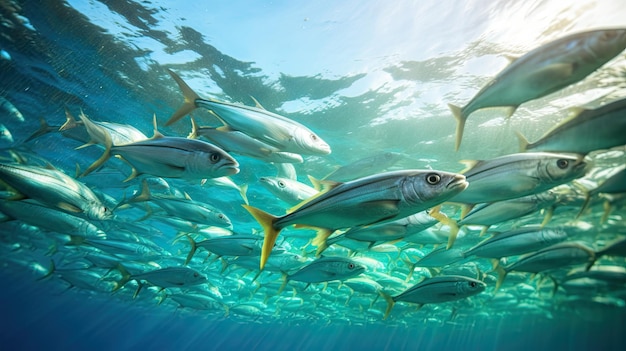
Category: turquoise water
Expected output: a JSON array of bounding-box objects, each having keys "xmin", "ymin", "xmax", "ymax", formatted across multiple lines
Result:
[{"xmin": 1, "ymin": 1, "xmax": 626, "ymax": 350}]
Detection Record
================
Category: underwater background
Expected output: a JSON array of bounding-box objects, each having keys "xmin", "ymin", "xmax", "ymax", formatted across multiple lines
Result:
[{"xmin": 1, "ymin": 0, "xmax": 626, "ymax": 350}]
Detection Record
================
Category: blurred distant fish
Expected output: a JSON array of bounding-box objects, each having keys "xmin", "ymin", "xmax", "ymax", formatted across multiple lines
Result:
[
  {"xmin": 449, "ymin": 28, "xmax": 626, "ymax": 150},
  {"xmin": 0, "ymin": 123, "xmax": 13, "ymax": 144},
  {"xmin": 463, "ymin": 226, "xmax": 568, "ymax": 259},
  {"xmin": 283, "ymin": 256, "xmax": 366, "ymax": 291},
  {"xmin": 382, "ymin": 275, "xmax": 486, "ymax": 319},
  {"xmin": 113, "ymin": 264, "xmax": 207, "ymax": 298},
  {"xmin": 495, "ymin": 241, "xmax": 596, "ymax": 292},
  {"xmin": 166, "ymin": 69, "xmax": 331, "ymax": 156},
  {"xmin": 243, "ymin": 170, "xmax": 468, "ymax": 269},
  {"xmin": 0, "ymin": 96, "xmax": 24, "ymax": 122},
  {"xmin": 517, "ymin": 98, "xmax": 626, "ymax": 154},
  {"xmin": 577, "ymin": 165, "xmax": 626, "ymax": 218},
  {"xmin": 323, "ymin": 152, "xmax": 404, "ymax": 182}
]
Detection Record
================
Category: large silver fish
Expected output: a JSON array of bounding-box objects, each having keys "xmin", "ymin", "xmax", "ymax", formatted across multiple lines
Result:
[
  {"xmin": 243, "ymin": 169, "xmax": 468, "ymax": 269},
  {"xmin": 517, "ymin": 98, "xmax": 626, "ymax": 154},
  {"xmin": 166, "ymin": 69, "xmax": 331, "ymax": 156},
  {"xmin": 382, "ymin": 275, "xmax": 486, "ymax": 319},
  {"xmin": 449, "ymin": 28, "xmax": 626, "ymax": 150},
  {"xmin": 81, "ymin": 115, "xmax": 239, "ymax": 181},
  {"xmin": 451, "ymin": 152, "xmax": 588, "ymax": 205},
  {"xmin": 0, "ymin": 162, "xmax": 112, "ymax": 220}
]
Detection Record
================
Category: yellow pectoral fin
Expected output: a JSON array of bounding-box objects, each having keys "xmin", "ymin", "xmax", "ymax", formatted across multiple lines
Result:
[{"xmin": 57, "ymin": 202, "xmax": 82, "ymax": 213}]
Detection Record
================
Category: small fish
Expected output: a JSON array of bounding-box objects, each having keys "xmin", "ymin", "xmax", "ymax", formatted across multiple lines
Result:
[
  {"xmin": 382, "ymin": 275, "xmax": 486, "ymax": 319},
  {"xmin": 495, "ymin": 241, "xmax": 597, "ymax": 291},
  {"xmin": 259, "ymin": 176, "xmax": 318, "ymax": 206},
  {"xmin": 463, "ymin": 226, "xmax": 568, "ymax": 259},
  {"xmin": 0, "ymin": 123, "xmax": 13, "ymax": 144},
  {"xmin": 185, "ymin": 235, "xmax": 265, "ymax": 265},
  {"xmin": 113, "ymin": 264, "xmax": 207, "ymax": 298},
  {"xmin": 449, "ymin": 28, "xmax": 626, "ymax": 150},
  {"xmin": 284, "ymin": 256, "xmax": 366, "ymax": 288},
  {"xmin": 0, "ymin": 96, "xmax": 24, "ymax": 122},
  {"xmin": 67, "ymin": 109, "xmax": 148, "ymax": 147},
  {"xmin": 243, "ymin": 169, "xmax": 468, "ymax": 269},
  {"xmin": 167, "ymin": 69, "xmax": 331, "ymax": 156},
  {"xmin": 202, "ymin": 176, "xmax": 249, "ymax": 205},
  {"xmin": 81, "ymin": 115, "xmax": 239, "ymax": 181},
  {"xmin": 517, "ymin": 98, "xmax": 626, "ymax": 154},
  {"xmin": 577, "ymin": 165, "xmax": 626, "ymax": 218}
]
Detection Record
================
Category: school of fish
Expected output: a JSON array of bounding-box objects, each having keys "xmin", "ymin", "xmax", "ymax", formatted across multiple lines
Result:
[{"xmin": 1, "ymin": 28, "xmax": 626, "ymax": 326}]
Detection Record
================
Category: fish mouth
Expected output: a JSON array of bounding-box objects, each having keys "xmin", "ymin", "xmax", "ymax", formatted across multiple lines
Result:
[
  {"xmin": 219, "ymin": 161, "xmax": 240, "ymax": 176},
  {"xmin": 447, "ymin": 175, "xmax": 469, "ymax": 191}
]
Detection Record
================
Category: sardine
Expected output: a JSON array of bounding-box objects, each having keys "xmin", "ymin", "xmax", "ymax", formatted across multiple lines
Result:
[{"xmin": 449, "ymin": 28, "xmax": 626, "ymax": 150}]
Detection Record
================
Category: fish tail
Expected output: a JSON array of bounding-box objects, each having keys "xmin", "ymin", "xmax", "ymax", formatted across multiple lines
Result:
[
  {"xmin": 185, "ymin": 235, "xmax": 198, "ymax": 265},
  {"xmin": 494, "ymin": 261, "xmax": 507, "ymax": 293},
  {"xmin": 59, "ymin": 107, "xmax": 79, "ymax": 131},
  {"xmin": 600, "ymin": 200, "xmax": 612, "ymax": 224},
  {"xmin": 381, "ymin": 291, "xmax": 395, "ymax": 320},
  {"xmin": 312, "ymin": 229, "xmax": 333, "ymax": 251},
  {"xmin": 112, "ymin": 263, "xmax": 132, "ymax": 292},
  {"xmin": 241, "ymin": 204, "xmax": 280, "ymax": 270},
  {"xmin": 429, "ymin": 206, "xmax": 459, "ymax": 249},
  {"xmin": 37, "ymin": 259, "xmax": 56, "ymax": 281},
  {"xmin": 239, "ymin": 183, "xmax": 249, "ymax": 205},
  {"xmin": 166, "ymin": 69, "xmax": 200, "ymax": 126},
  {"xmin": 24, "ymin": 118, "xmax": 52, "ymax": 143},
  {"xmin": 515, "ymin": 131, "xmax": 530, "ymax": 152},
  {"xmin": 278, "ymin": 273, "xmax": 289, "ymax": 295},
  {"xmin": 448, "ymin": 103, "xmax": 466, "ymax": 151},
  {"xmin": 80, "ymin": 128, "xmax": 112, "ymax": 177}
]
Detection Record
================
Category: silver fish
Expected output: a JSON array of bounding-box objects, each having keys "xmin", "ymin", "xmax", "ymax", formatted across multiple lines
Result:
[
  {"xmin": 463, "ymin": 226, "xmax": 568, "ymax": 259},
  {"xmin": 0, "ymin": 96, "xmax": 24, "ymax": 122},
  {"xmin": 114, "ymin": 264, "xmax": 207, "ymax": 298},
  {"xmin": 322, "ymin": 152, "xmax": 405, "ymax": 182},
  {"xmin": 0, "ymin": 123, "xmax": 13, "ymax": 144},
  {"xmin": 449, "ymin": 28, "xmax": 626, "ymax": 150},
  {"xmin": 0, "ymin": 162, "xmax": 112, "ymax": 220},
  {"xmin": 66, "ymin": 109, "xmax": 148, "ymax": 147},
  {"xmin": 382, "ymin": 275, "xmax": 486, "ymax": 319},
  {"xmin": 167, "ymin": 69, "xmax": 331, "ymax": 156},
  {"xmin": 451, "ymin": 152, "xmax": 588, "ymax": 205},
  {"xmin": 517, "ymin": 98, "xmax": 626, "ymax": 154},
  {"xmin": 259, "ymin": 176, "xmax": 318, "ymax": 205},
  {"xmin": 578, "ymin": 165, "xmax": 626, "ymax": 218},
  {"xmin": 185, "ymin": 235, "xmax": 265, "ymax": 265},
  {"xmin": 286, "ymin": 256, "xmax": 366, "ymax": 284},
  {"xmin": 81, "ymin": 116, "xmax": 239, "ymax": 181},
  {"xmin": 495, "ymin": 241, "xmax": 596, "ymax": 291},
  {"xmin": 189, "ymin": 117, "xmax": 303, "ymax": 163},
  {"xmin": 243, "ymin": 169, "xmax": 468, "ymax": 269}
]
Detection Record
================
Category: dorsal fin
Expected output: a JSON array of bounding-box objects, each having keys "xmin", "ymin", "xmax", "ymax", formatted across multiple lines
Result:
[
  {"xmin": 188, "ymin": 116, "xmax": 199, "ymax": 139},
  {"xmin": 152, "ymin": 114, "xmax": 164, "ymax": 139},
  {"xmin": 59, "ymin": 107, "xmax": 79, "ymax": 131},
  {"xmin": 249, "ymin": 96, "xmax": 266, "ymax": 110},
  {"xmin": 458, "ymin": 160, "xmax": 479, "ymax": 174}
]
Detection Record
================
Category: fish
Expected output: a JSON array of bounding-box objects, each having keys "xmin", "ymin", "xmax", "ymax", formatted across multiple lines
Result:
[
  {"xmin": 323, "ymin": 152, "xmax": 405, "ymax": 182},
  {"xmin": 185, "ymin": 235, "xmax": 266, "ymax": 265},
  {"xmin": 0, "ymin": 123, "xmax": 14, "ymax": 144},
  {"xmin": 463, "ymin": 226, "xmax": 569, "ymax": 259},
  {"xmin": 0, "ymin": 96, "xmax": 24, "ymax": 122},
  {"xmin": 259, "ymin": 176, "xmax": 318, "ymax": 206},
  {"xmin": 243, "ymin": 169, "xmax": 468, "ymax": 269},
  {"xmin": 202, "ymin": 176, "xmax": 249, "ymax": 205},
  {"xmin": 0, "ymin": 162, "xmax": 112, "ymax": 220},
  {"xmin": 80, "ymin": 115, "xmax": 239, "ymax": 181},
  {"xmin": 517, "ymin": 98, "xmax": 626, "ymax": 154},
  {"xmin": 113, "ymin": 264, "xmax": 207, "ymax": 298},
  {"xmin": 0, "ymin": 199, "xmax": 106, "ymax": 238},
  {"xmin": 449, "ymin": 28, "xmax": 626, "ymax": 150},
  {"xmin": 495, "ymin": 241, "xmax": 597, "ymax": 292},
  {"xmin": 577, "ymin": 165, "xmax": 626, "ymax": 218},
  {"xmin": 283, "ymin": 256, "xmax": 366, "ymax": 291},
  {"xmin": 66, "ymin": 109, "xmax": 148, "ymax": 147},
  {"xmin": 166, "ymin": 69, "xmax": 331, "ymax": 156},
  {"xmin": 450, "ymin": 152, "xmax": 588, "ymax": 206},
  {"xmin": 189, "ymin": 117, "xmax": 303, "ymax": 163},
  {"xmin": 382, "ymin": 275, "xmax": 486, "ymax": 319}
]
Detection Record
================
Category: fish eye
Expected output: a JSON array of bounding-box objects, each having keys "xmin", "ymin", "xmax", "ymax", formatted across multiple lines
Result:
[
  {"xmin": 278, "ymin": 180, "xmax": 286, "ymax": 188},
  {"xmin": 218, "ymin": 214, "xmax": 225, "ymax": 219},
  {"xmin": 469, "ymin": 281, "xmax": 476, "ymax": 288},
  {"xmin": 426, "ymin": 173, "xmax": 441, "ymax": 185},
  {"xmin": 556, "ymin": 159, "xmax": 569, "ymax": 169},
  {"xmin": 310, "ymin": 134, "xmax": 318, "ymax": 141},
  {"xmin": 209, "ymin": 153, "xmax": 221, "ymax": 163},
  {"xmin": 348, "ymin": 263, "xmax": 355, "ymax": 269},
  {"xmin": 193, "ymin": 272, "xmax": 199, "ymax": 277}
]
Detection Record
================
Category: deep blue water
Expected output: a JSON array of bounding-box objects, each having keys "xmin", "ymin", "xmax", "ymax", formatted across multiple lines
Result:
[{"xmin": 1, "ymin": 1, "xmax": 626, "ymax": 350}]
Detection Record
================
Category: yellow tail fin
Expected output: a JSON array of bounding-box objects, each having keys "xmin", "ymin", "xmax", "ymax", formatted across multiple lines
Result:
[
  {"xmin": 381, "ymin": 291, "xmax": 396, "ymax": 320},
  {"xmin": 448, "ymin": 103, "xmax": 466, "ymax": 152},
  {"xmin": 242, "ymin": 204, "xmax": 280, "ymax": 270},
  {"xmin": 166, "ymin": 69, "xmax": 201, "ymax": 126}
]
